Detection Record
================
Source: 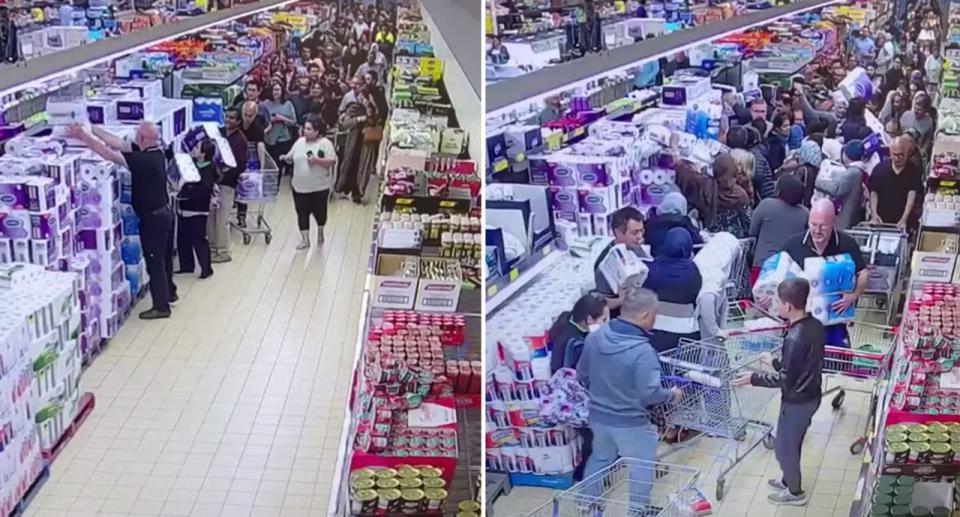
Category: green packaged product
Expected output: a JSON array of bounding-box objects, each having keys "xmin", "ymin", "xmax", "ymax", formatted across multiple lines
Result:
[{"xmin": 890, "ymin": 506, "xmax": 910, "ymax": 517}]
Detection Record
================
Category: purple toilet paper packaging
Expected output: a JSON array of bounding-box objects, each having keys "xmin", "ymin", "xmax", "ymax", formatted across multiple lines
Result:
[
  {"xmin": 24, "ymin": 177, "xmax": 57, "ymax": 213},
  {"xmin": 545, "ymin": 162, "xmax": 577, "ymax": 187},
  {"xmin": 29, "ymin": 210, "xmax": 60, "ymax": 240},
  {"xmin": 0, "ymin": 181, "xmax": 28, "ymax": 211},
  {"xmin": 577, "ymin": 186, "xmax": 619, "ymax": 214},
  {"xmin": 547, "ymin": 187, "xmax": 579, "ymax": 213},
  {"xmin": 0, "ymin": 212, "xmax": 31, "ymax": 239},
  {"xmin": 576, "ymin": 163, "xmax": 616, "ymax": 187}
]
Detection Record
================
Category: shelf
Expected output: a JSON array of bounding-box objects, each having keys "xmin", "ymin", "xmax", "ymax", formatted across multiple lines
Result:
[
  {"xmin": 485, "ymin": 244, "xmax": 563, "ymax": 316},
  {"xmin": 486, "ymin": 0, "xmax": 842, "ymax": 115},
  {"xmin": 0, "ymin": 0, "xmax": 295, "ymax": 97}
]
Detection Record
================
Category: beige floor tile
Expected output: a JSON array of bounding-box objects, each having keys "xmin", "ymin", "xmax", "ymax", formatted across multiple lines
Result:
[{"xmin": 21, "ymin": 189, "xmax": 374, "ymax": 517}]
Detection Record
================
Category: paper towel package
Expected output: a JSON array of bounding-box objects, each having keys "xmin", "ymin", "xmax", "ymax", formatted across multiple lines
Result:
[
  {"xmin": 803, "ymin": 254, "xmax": 856, "ymax": 295},
  {"xmin": 808, "ymin": 293, "xmax": 856, "ymax": 326},
  {"xmin": 752, "ymin": 252, "xmax": 804, "ymax": 312}
]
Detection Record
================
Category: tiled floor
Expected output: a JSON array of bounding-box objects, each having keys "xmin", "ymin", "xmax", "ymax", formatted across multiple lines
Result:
[
  {"xmin": 24, "ymin": 185, "xmax": 375, "ymax": 517},
  {"xmin": 493, "ymin": 380, "xmax": 874, "ymax": 517}
]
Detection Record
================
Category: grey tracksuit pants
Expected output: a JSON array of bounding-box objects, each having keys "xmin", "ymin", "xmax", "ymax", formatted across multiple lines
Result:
[{"xmin": 775, "ymin": 399, "xmax": 820, "ymax": 495}]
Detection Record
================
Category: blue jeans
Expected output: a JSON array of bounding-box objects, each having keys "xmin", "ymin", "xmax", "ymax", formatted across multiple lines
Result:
[{"xmin": 582, "ymin": 422, "xmax": 658, "ymax": 508}]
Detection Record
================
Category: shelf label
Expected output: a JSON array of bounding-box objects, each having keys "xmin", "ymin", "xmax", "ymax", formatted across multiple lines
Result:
[
  {"xmin": 439, "ymin": 200, "xmax": 456, "ymax": 208},
  {"xmin": 515, "ymin": 152, "xmax": 525, "ymax": 162},
  {"xmin": 395, "ymin": 197, "xmax": 414, "ymax": 205},
  {"xmin": 573, "ymin": 126, "xmax": 585, "ymax": 137},
  {"xmin": 509, "ymin": 268, "xmax": 519, "ymax": 281},
  {"xmin": 493, "ymin": 159, "xmax": 509, "ymax": 173},
  {"xmin": 542, "ymin": 244, "xmax": 552, "ymax": 256},
  {"xmin": 487, "ymin": 284, "xmax": 498, "ymax": 297}
]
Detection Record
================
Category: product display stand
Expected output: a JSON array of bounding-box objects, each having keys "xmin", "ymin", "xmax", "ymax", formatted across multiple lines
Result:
[{"xmin": 327, "ymin": 2, "xmax": 483, "ymax": 515}]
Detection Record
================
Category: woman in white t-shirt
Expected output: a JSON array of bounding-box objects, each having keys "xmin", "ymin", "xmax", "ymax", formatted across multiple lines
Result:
[{"xmin": 281, "ymin": 114, "xmax": 337, "ymax": 250}]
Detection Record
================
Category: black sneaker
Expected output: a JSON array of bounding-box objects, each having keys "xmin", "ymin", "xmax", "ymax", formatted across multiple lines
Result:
[
  {"xmin": 170, "ymin": 293, "xmax": 180, "ymax": 303},
  {"xmin": 199, "ymin": 270, "xmax": 214, "ymax": 280},
  {"xmin": 139, "ymin": 309, "xmax": 171, "ymax": 320}
]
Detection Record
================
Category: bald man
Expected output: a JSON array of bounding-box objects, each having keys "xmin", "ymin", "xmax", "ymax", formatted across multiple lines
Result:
[
  {"xmin": 66, "ymin": 122, "xmax": 178, "ymax": 320},
  {"xmin": 780, "ymin": 200, "xmax": 869, "ymax": 348},
  {"xmin": 868, "ymin": 136, "xmax": 924, "ymax": 228}
]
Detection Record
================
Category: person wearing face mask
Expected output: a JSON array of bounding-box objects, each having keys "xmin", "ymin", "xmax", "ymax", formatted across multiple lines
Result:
[
  {"xmin": 576, "ymin": 280, "xmax": 682, "ymax": 504},
  {"xmin": 175, "ymin": 138, "xmax": 218, "ymax": 279},
  {"xmin": 548, "ymin": 294, "xmax": 610, "ymax": 374},
  {"xmin": 592, "ymin": 207, "xmax": 646, "ymax": 319},
  {"xmin": 782, "ymin": 200, "xmax": 869, "ymax": 348}
]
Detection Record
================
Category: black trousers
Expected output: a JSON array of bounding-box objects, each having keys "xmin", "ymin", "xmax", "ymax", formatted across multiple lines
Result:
[
  {"xmin": 140, "ymin": 206, "xmax": 177, "ymax": 311},
  {"xmin": 177, "ymin": 214, "xmax": 212, "ymax": 274},
  {"xmin": 574, "ymin": 427, "xmax": 593, "ymax": 481},
  {"xmin": 266, "ymin": 140, "xmax": 294, "ymax": 177},
  {"xmin": 292, "ymin": 189, "xmax": 330, "ymax": 231}
]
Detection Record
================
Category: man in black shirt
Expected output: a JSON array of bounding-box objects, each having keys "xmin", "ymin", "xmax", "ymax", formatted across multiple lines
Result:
[
  {"xmin": 781, "ymin": 200, "xmax": 868, "ymax": 347},
  {"xmin": 735, "ymin": 277, "xmax": 824, "ymax": 506},
  {"xmin": 66, "ymin": 122, "xmax": 177, "ymax": 320},
  {"xmin": 869, "ymin": 136, "xmax": 923, "ymax": 229}
]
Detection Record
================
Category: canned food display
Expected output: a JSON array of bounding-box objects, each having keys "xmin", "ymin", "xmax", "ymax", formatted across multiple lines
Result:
[
  {"xmin": 352, "ymin": 478, "xmax": 377, "ymax": 492},
  {"xmin": 886, "ymin": 442, "xmax": 910, "ymax": 464},
  {"xmin": 423, "ymin": 477, "xmax": 447, "ymax": 489},
  {"xmin": 377, "ymin": 488, "xmax": 403, "ymax": 514},
  {"xmin": 351, "ymin": 489, "xmax": 378, "ymax": 515},
  {"xmin": 424, "ymin": 488, "xmax": 448, "ymax": 511},
  {"xmin": 458, "ymin": 500, "xmax": 481, "ymax": 513},
  {"xmin": 376, "ymin": 477, "xmax": 401, "ymax": 490},
  {"xmin": 399, "ymin": 477, "xmax": 424, "ymax": 489},
  {"xmin": 400, "ymin": 489, "xmax": 425, "ymax": 514},
  {"xmin": 929, "ymin": 442, "xmax": 953, "ymax": 464},
  {"xmin": 909, "ymin": 442, "xmax": 932, "ymax": 463}
]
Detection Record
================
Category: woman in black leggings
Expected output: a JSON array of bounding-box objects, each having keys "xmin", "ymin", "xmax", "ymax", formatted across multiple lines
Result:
[{"xmin": 281, "ymin": 114, "xmax": 337, "ymax": 250}]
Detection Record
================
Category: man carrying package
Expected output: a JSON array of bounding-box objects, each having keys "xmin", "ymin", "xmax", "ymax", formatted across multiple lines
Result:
[
  {"xmin": 780, "ymin": 199, "xmax": 868, "ymax": 347},
  {"xmin": 735, "ymin": 277, "xmax": 825, "ymax": 506},
  {"xmin": 577, "ymin": 276, "xmax": 682, "ymax": 508}
]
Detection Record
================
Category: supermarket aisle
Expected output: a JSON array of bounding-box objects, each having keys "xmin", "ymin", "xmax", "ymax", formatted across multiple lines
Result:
[
  {"xmin": 493, "ymin": 384, "xmax": 873, "ymax": 517},
  {"xmin": 24, "ymin": 186, "xmax": 375, "ymax": 517}
]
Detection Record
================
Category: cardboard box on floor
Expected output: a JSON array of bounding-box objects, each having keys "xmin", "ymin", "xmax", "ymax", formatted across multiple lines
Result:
[
  {"xmin": 372, "ymin": 254, "xmax": 419, "ymax": 310},
  {"xmin": 912, "ymin": 231, "xmax": 960, "ymax": 283}
]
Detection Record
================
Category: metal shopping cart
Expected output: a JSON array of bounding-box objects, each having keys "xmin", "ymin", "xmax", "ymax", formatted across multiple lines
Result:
[
  {"xmin": 821, "ymin": 321, "xmax": 897, "ymax": 454},
  {"xmin": 523, "ymin": 459, "xmax": 702, "ymax": 517},
  {"xmin": 846, "ymin": 223, "xmax": 909, "ymax": 325},
  {"xmin": 725, "ymin": 238, "xmax": 756, "ymax": 302},
  {"xmin": 656, "ymin": 329, "xmax": 783, "ymax": 500},
  {"xmin": 232, "ymin": 142, "xmax": 280, "ymax": 245}
]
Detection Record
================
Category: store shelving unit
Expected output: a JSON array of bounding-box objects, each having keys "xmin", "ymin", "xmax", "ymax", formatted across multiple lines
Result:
[
  {"xmin": 486, "ymin": 0, "xmax": 842, "ymax": 116},
  {"xmin": 0, "ymin": 0, "xmax": 295, "ymax": 96},
  {"xmin": 326, "ymin": 2, "xmax": 482, "ymax": 514}
]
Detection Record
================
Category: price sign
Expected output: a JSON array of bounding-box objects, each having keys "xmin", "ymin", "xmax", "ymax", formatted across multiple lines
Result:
[{"xmin": 509, "ymin": 269, "xmax": 519, "ymax": 281}]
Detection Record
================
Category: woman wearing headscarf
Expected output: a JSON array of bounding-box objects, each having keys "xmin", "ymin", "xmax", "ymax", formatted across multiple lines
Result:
[
  {"xmin": 642, "ymin": 228, "xmax": 702, "ymax": 354},
  {"xmin": 644, "ymin": 192, "xmax": 702, "ymax": 257},
  {"xmin": 337, "ymin": 87, "xmax": 379, "ymax": 204},
  {"xmin": 643, "ymin": 228, "xmax": 703, "ymax": 444},
  {"xmin": 793, "ymin": 139, "xmax": 824, "ymax": 206},
  {"xmin": 749, "ymin": 175, "xmax": 809, "ymax": 285}
]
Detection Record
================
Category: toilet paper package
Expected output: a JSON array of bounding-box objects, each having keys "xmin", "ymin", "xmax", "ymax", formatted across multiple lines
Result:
[
  {"xmin": 752, "ymin": 252, "xmax": 804, "ymax": 312},
  {"xmin": 77, "ymin": 222, "xmax": 121, "ymax": 251},
  {"xmin": 0, "ymin": 239, "xmax": 10, "ymax": 263},
  {"xmin": 577, "ymin": 186, "xmax": 620, "ymax": 214},
  {"xmin": 30, "ymin": 239, "xmax": 57, "ymax": 267},
  {"xmin": 548, "ymin": 187, "xmax": 579, "ymax": 212},
  {"xmin": 803, "ymin": 254, "xmax": 856, "ymax": 295},
  {"xmin": 0, "ymin": 180, "xmax": 28, "ymax": 210},
  {"xmin": 24, "ymin": 177, "xmax": 57, "ymax": 213},
  {"xmin": 808, "ymin": 293, "xmax": 856, "ymax": 326},
  {"xmin": 44, "ymin": 152, "xmax": 81, "ymax": 189},
  {"xmin": 837, "ymin": 67, "xmax": 874, "ymax": 102},
  {"xmin": 11, "ymin": 240, "xmax": 29, "ymax": 263},
  {"xmin": 29, "ymin": 209, "xmax": 60, "ymax": 240},
  {"xmin": 120, "ymin": 205, "xmax": 139, "ymax": 235},
  {"xmin": 121, "ymin": 236, "xmax": 142, "ymax": 265},
  {"xmin": 0, "ymin": 212, "xmax": 30, "ymax": 239}
]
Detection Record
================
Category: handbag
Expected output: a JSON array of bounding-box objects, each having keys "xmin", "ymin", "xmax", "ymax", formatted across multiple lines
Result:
[{"xmin": 363, "ymin": 125, "xmax": 383, "ymax": 143}]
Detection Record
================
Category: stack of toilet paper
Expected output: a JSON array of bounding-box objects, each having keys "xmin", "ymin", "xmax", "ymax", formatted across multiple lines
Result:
[
  {"xmin": 0, "ymin": 263, "xmax": 84, "ymax": 460},
  {"xmin": 752, "ymin": 252, "xmax": 858, "ymax": 325}
]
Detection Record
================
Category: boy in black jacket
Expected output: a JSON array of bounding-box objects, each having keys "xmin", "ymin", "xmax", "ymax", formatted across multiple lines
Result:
[{"xmin": 734, "ymin": 277, "xmax": 824, "ymax": 506}]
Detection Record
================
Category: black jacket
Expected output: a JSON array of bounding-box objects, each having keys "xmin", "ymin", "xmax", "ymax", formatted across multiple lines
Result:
[
  {"xmin": 178, "ymin": 163, "xmax": 217, "ymax": 213},
  {"xmin": 645, "ymin": 214, "xmax": 702, "ymax": 258},
  {"xmin": 548, "ymin": 317, "xmax": 588, "ymax": 375},
  {"xmin": 751, "ymin": 315, "xmax": 824, "ymax": 403},
  {"xmin": 219, "ymin": 130, "xmax": 248, "ymax": 188}
]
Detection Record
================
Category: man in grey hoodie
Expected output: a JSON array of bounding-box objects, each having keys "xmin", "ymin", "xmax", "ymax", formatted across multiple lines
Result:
[{"xmin": 577, "ymin": 277, "xmax": 682, "ymax": 507}]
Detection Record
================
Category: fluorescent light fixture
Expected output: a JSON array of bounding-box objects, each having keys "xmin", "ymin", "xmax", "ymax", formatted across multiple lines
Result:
[
  {"xmin": 0, "ymin": 0, "xmax": 297, "ymax": 98},
  {"xmin": 486, "ymin": 0, "xmax": 842, "ymax": 119}
]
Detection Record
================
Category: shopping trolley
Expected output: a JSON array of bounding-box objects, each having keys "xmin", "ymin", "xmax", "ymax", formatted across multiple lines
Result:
[
  {"xmin": 523, "ymin": 459, "xmax": 702, "ymax": 517},
  {"xmin": 656, "ymin": 328, "xmax": 783, "ymax": 500},
  {"xmin": 232, "ymin": 142, "xmax": 280, "ymax": 245},
  {"xmin": 725, "ymin": 238, "xmax": 755, "ymax": 302},
  {"xmin": 846, "ymin": 223, "xmax": 909, "ymax": 325},
  {"xmin": 822, "ymin": 321, "xmax": 897, "ymax": 454}
]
